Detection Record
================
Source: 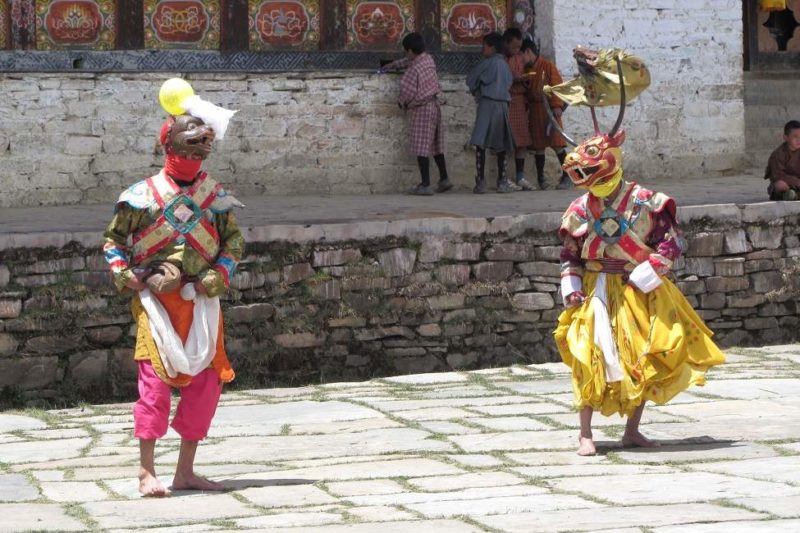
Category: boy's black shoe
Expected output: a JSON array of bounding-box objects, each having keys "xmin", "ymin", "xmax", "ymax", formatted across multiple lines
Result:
[
  {"xmin": 496, "ymin": 180, "xmax": 516, "ymax": 193},
  {"xmin": 409, "ymin": 184, "xmax": 434, "ymax": 196},
  {"xmin": 473, "ymin": 179, "xmax": 487, "ymax": 194},
  {"xmin": 781, "ymin": 189, "xmax": 798, "ymax": 201},
  {"xmin": 437, "ymin": 179, "xmax": 454, "ymax": 193}
]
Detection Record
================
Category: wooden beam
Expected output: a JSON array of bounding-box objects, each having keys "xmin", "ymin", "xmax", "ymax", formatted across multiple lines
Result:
[
  {"xmin": 417, "ymin": 0, "xmax": 441, "ymax": 53},
  {"xmin": 117, "ymin": 0, "xmax": 144, "ymax": 49},
  {"xmin": 321, "ymin": 0, "xmax": 347, "ymax": 51},
  {"xmin": 10, "ymin": 0, "xmax": 35, "ymax": 50},
  {"xmin": 222, "ymin": 0, "xmax": 249, "ymax": 51}
]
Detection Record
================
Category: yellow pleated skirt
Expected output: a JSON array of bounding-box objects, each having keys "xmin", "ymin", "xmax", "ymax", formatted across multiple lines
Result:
[{"xmin": 554, "ymin": 272, "xmax": 725, "ymax": 417}]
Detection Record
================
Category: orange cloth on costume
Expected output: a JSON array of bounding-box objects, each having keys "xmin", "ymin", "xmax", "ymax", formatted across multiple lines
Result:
[{"xmin": 132, "ymin": 289, "xmax": 235, "ymax": 388}]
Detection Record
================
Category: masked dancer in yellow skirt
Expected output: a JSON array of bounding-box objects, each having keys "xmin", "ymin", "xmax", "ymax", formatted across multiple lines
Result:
[{"xmin": 546, "ymin": 49, "xmax": 725, "ymax": 456}]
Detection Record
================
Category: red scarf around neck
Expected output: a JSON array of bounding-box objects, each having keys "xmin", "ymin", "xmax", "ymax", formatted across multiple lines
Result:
[
  {"xmin": 160, "ymin": 117, "xmax": 203, "ymax": 183},
  {"xmin": 164, "ymin": 153, "xmax": 202, "ymax": 183}
]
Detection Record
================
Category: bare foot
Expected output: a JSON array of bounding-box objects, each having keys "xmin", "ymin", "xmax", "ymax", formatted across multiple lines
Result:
[
  {"xmin": 139, "ymin": 470, "xmax": 171, "ymax": 498},
  {"xmin": 172, "ymin": 472, "xmax": 226, "ymax": 492},
  {"xmin": 622, "ymin": 430, "xmax": 661, "ymax": 449},
  {"xmin": 577, "ymin": 435, "xmax": 597, "ymax": 456}
]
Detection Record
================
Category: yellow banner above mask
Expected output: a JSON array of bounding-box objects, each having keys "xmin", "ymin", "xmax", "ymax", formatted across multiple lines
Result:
[{"xmin": 760, "ymin": 0, "xmax": 787, "ymax": 11}]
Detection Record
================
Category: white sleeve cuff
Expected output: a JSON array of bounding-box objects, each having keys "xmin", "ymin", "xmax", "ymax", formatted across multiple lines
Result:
[
  {"xmin": 630, "ymin": 261, "xmax": 662, "ymax": 293},
  {"xmin": 561, "ymin": 275, "xmax": 583, "ymax": 305}
]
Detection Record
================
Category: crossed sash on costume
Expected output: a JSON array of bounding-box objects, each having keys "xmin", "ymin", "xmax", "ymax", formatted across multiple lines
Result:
[
  {"xmin": 129, "ymin": 172, "xmax": 233, "ymax": 386},
  {"xmin": 132, "ymin": 171, "xmax": 222, "ymax": 265}
]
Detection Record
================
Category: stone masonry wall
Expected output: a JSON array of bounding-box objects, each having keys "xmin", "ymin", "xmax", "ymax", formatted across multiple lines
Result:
[
  {"xmin": 536, "ymin": 0, "xmax": 745, "ymax": 179},
  {"xmin": 1, "ymin": 0, "xmax": 746, "ymax": 211},
  {"xmin": 1, "ymin": 201, "xmax": 799, "ymax": 406},
  {"xmin": 0, "ymin": 72, "xmax": 482, "ymax": 208}
]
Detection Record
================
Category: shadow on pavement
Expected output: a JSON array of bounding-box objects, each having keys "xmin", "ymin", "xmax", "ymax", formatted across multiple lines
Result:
[
  {"xmin": 220, "ymin": 478, "xmax": 317, "ymax": 490},
  {"xmin": 594, "ymin": 437, "xmax": 739, "ymax": 455}
]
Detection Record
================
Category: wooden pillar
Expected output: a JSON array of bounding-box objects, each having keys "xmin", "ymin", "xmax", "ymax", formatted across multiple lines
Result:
[
  {"xmin": 117, "ymin": 0, "xmax": 144, "ymax": 49},
  {"xmin": 222, "ymin": 0, "xmax": 249, "ymax": 51},
  {"xmin": 417, "ymin": 0, "xmax": 441, "ymax": 53},
  {"xmin": 10, "ymin": 0, "xmax": 35, "ymax": 50},
  {"xmin": 321, "ymin": 0, "xmax": 347, "ymax": 50}
]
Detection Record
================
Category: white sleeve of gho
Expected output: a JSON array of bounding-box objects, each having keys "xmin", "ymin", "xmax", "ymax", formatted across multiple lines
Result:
[
  {"xmin": 629, "ymin": 260, "xmax": 662, "ymax": 293},
  {"xmin": 560, "ymin": 275, "xmax": 583, "ymax": 305}
]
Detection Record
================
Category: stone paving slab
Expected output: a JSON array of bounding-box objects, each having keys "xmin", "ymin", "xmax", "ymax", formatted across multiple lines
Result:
[
  {"xmin": 688, "ymin": 455, "xmax": 800, "ymax": 484},
  {"xmin": 162, "ymin": 428, "xmax": 454, "ymax": 464},
  {"xmin": 82, "ymin": 494, "xmax": 260, "ymax": 529},
  {"xmin": 0, "ymin": 414, "xmax": 47, "ymax": 433},
  {"xmin": 450, "ymin": 429, "xmax": 613, "ymax": 452},
  {"xmin": 0, "ymin": 344, "xmax": 799, "ymax": 532},
  {"xmin": 406, "ymin": 492, "xmax": 601, "ymax": 518},
  {"xmin": 234, "ymin": 511, "xmax": 344, "ymax": 528},
  {"xmin": 729, "ymin": 495, "xmax": 800, "ymax": 518},
  {"xmin": 0, "ymin": 437, "xmax": 92, "ymax": 464},
  {"xmin": 474, "ymin": 503, "xmax": 767, "ymax": 533},
  {"xmin": 239, "ymin": 519, "xmax": 485, "ymax": 532},
  {"xmin": 406, "ymin": 471, "xmax": 527, "ymax": 492},
  {"xmin": 652, "ymin": 519, "xmax": 800, "ymax": 532},
  {"xmin": 344, "ymin": 506, "xmax": 417, "ymax": 522},
  {"xmin": 0, "ymin": 503, "xmax": 86, "ymax": 532},
  {"xmin": 550, "ymin": 472, "xmax": 800, "ymax": 505},
  {"xmin": 0, "ymin": 474, "xmax": 38, "ymax": 502},
  {"xmin": 109, "ymin": 525, "xmax": 226, "ymax": 533},
  {"xmin": 611, "ymin": 442, "xmax": 781, "ymax": 464},
  {"xmin": 40, "ymin": 481, "xmax": 109, "ymax": 502},
  {"xmin": 512, "ymin": 463, "xmax": 679, "ymax": 479},
  {"xmin": 326, "ymin": 479, "xmax": 406, "ymax": 497}
]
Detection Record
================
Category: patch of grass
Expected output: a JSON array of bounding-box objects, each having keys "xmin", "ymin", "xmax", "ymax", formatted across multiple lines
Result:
[
  {"xmin": 531, "ymin": 414, "xmax": 572, "ymax": 431},
  {"xmin": 714, "ymin": 498, "xmax": 780, "ymax": 520},
  {"xmin": 63, "ymin": 502, "xmax": 102, "ymax": 531},
  {"xmin": 466, "ymin": 373, "xmax": 495, "ymax": 388},
  {"xmin": 453, "ymin": 514, "xmax": 502, "ymax": 532},
  {"xmin": 208, "ymin": 518, "xmax": 245, "ymax": 529},
  {"xmin": 602, "ymin": 424, "xmax": 625, "ymax": 439},
  {"xmin": 311, "ymin": 390, "xmax": 328, "ymax": 402},
  {"xmin": 15, "ymin": 408, "xmax": 62, "ymax": 426},
  {"xmin": 95, "ymin": 480, "xmax": 126, "ymax": 501},
  {"xmin": 280, "ymin": 423, "xmax": 292, "ymax": 436}
]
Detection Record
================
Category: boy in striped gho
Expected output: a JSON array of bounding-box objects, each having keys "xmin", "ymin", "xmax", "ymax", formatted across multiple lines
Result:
[{"xmin": 382, "ymin": 32, "xmax": 452, "ymax": 196}]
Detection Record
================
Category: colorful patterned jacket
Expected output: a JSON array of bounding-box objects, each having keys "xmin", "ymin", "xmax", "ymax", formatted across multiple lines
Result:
[
  {"xmin": 103, "ymin": 170, "xmax": 244, "ymax": 297},
  {"xmin": 559, "ymin": 181, "xmax": 683, "ymax": 284}
]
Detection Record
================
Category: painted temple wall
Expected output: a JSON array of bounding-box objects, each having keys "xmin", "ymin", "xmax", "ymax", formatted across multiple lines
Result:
[{"xmin": 0, "ymin": 0, "xmax": 746, "ymax": 207}]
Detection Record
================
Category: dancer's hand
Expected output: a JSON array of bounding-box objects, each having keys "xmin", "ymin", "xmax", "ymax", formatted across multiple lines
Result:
[
  {"xmin": 194, "ymin": 280, "xmax": 208, "ymax": 296},
  {"xmin": 126, "ymin": 278, "xmax": 146, "ymax": 291},
  {"xmin": 565, "ymin": 291, "xmax": 586, "ymax": 308},
  {"xmin": 126, "ymin": 269, "xmax": 148, "ymax": 291}
]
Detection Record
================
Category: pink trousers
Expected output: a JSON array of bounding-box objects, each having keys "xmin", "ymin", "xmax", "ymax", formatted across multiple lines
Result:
[{"xmin": 133, "ymin": 361, "xmax": 222, "ymax": 441}]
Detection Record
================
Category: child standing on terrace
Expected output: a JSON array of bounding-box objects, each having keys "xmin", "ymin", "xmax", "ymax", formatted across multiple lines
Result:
[
  {"xmin": 382, "ymin": 32, "xmax": 452, "ymax": 196},
  {"xmin": 466, "ymin": 32, "xmax": 517, "ymax": 194}
]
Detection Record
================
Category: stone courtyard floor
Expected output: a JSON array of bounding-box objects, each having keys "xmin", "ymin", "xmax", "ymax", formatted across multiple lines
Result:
[{"xmin": 1, "ymin": 344, "xmax": 800, "ymax": 533}]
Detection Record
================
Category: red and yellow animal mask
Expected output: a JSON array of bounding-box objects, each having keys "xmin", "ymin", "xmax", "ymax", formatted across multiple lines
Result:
[{"xmin": 562, "ymin": 130, "xmax": 625, "ymax": 191}]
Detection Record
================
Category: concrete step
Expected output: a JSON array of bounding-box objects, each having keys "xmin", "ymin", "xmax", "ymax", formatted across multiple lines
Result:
[
  {"xmin": 744, "ymin": 79, "xmax": 800, "ymax": 105},
  {"xmin": 745, "ymin": 126, "xmax": 785, "ymax": 151},
  {"xmin": 744, "ymin": 104, "xmax": 800, "ymax": 128},
  {"xmin": 745, "ymin": 149, "xmax": 774, "ymax": 169}
]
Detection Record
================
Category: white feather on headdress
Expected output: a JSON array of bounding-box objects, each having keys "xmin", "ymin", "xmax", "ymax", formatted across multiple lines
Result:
[{"xmin": 182, "ymin": 95, "xmax": 237, "ymax": 140}]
